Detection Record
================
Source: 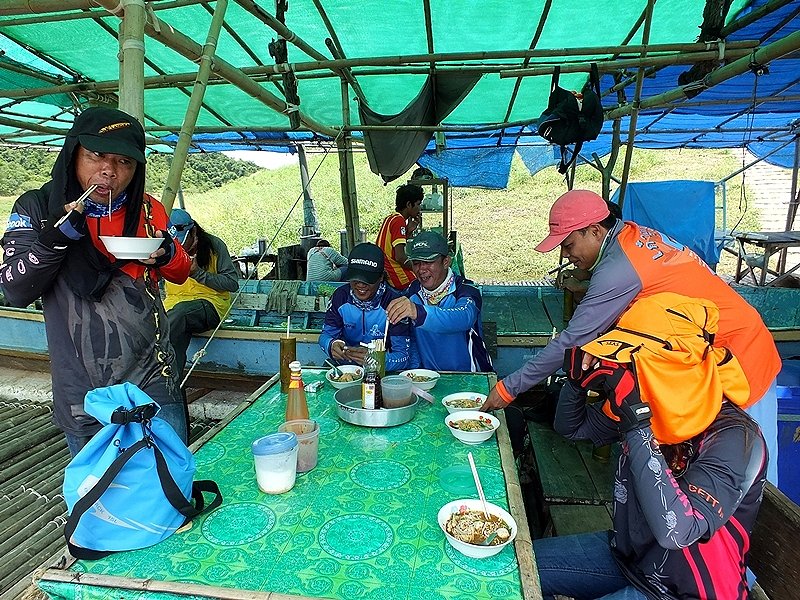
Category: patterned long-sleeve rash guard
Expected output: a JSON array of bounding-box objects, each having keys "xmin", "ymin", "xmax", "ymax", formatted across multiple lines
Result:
[{"xmin": 555, "ymin": 381, "xmax": 767, "ymax": 600}]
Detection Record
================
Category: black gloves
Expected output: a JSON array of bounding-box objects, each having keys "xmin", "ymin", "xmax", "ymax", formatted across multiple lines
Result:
[
  {"xmin": 564, "ymin": 349, "xmax": 652, "ymax": 432},
  {"xmin": 147, "ymin": 230, "xmax": 175, "ymax": 268},
  {"xmin": 39, "ymin": 209, "xmax": 86, "ymax": 249},
  {"xmin": 563, "ymin": 346, "xmax": 588, "ymax": 382}
]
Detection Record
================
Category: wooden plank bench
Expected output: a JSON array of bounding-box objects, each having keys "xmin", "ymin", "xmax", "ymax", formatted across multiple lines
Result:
[{"xmin": 525, "ymin": 421, "xmax": 615, "ymax": 536}]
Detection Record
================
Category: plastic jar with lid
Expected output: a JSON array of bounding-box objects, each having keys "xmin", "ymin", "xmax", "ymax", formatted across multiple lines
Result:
[{"xmin": 252, "ymin": 432, "xmax": 299, "ymax": 494}]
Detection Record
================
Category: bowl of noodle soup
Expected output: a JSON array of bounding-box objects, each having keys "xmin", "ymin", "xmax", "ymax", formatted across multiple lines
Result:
[
  {"xmin": 445, "ymin": 411, "xmax": 499, "ymax": 445},
  {"xmin": 326, "ymin": 365, "xmax": 363, "ymax": 389},
  {"xmin": 437, "ymin": 499, "xmax": 517, "ymax": 558}
]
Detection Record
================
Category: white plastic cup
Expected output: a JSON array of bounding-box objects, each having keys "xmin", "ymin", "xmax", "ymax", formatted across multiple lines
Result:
[
  {"xmin": 278, "ymin": 419, "xmax": 320, "ymax": 473},
  {"xmin": 252, "ymin": 432, "xmax": 298, "ymax": 494}
]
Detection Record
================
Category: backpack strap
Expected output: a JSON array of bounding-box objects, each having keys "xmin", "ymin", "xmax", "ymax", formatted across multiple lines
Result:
[
  {"xmin": 589, "ymin": 62, "xmax": 601, "ymax": 97},
  {"xmin": 153, "ymin": 443, "xmax": 223, "ymax": 519},
  {"xmin": 547, "ymin": 66, "xmax": 562, "ymax": 109},
  {"xmin": 64, "ymin": 438, "xmax": 150, "ymax": 560},
  {"xmin": 558, "ymin": 139, "xmax": 583, "ymax": 175},
  {"xmin": 64, "ymin": 439, "xmax": 223, "ymax": 560}
]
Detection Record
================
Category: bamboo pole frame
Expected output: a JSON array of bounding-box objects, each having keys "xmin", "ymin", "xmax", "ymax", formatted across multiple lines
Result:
[
  {"xmin": 254, "ymin": 40, "xmax": 761, "ymax": 75},
  {"xmin": 616, "ymin": 0, "xmax": 655, "ymax": 210},
  {"xmin": 720, "ymin": 0, "xmax": 796, "ymax": 38},
  {"xmin": 499, "ymin": 47, "xmax": 753, "ymax": 77},
  {"xmin": 0, "ymin": 0, "xmax": 209, "ymax": 25},
  {"xmin": 161, "ymin": 0, "xmax": 228, "ymax": 212},
  {"xmin": 0, "ymin": 43, "xmax": 759, "ymax": 104},
  {"xmin": 493, "ymin": 374, "xmax": 544, "ymax": 600},
  {"xmin": 118, "ymin": 0, "xmax": 146, "ymax": 123},
  {"xmin": 784, "ymin": 135, "xmax": 800, "ymax": 231},
  {"xmin": 92, "ymin": 0, "xmax": 337, "ymax": 137},
  {"xmin": 606, "ymin": 29, "xmax": 800, "ymax": 119},
  {"xmin": 311, "ymin": 0, "xmax": 367, "ymax": 101},
  {"xmin": 337, "ymin": 79, "xmax": 359, "ymax": 252},
  {"xmin": 234, "ymin": 0, "xmax": 329, "ymax": 62},
  {"xmin": 0, "ymin": 0, "xmax": 208, "ymax": 17},
  {"xmin": 502, "ymin": 0, "xmax": 553, "ymax": 123}
]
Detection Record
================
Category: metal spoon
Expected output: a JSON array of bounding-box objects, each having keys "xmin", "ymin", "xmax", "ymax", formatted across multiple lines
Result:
[
  {"xmin": 479, "ymin": 532, "xmax": 498, "ymax": 546},
  {"xmin": 324, "ymin": 359, "xmax": 343, "ymax": 378}
]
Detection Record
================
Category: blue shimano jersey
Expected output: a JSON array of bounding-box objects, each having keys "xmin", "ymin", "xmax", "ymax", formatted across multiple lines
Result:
[{"xmin": 319, "ymin": 283, "xmax": 411, "ymax": 372}]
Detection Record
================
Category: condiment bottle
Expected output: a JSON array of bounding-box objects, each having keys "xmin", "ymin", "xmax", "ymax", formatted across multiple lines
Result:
[
  {"xmin": 361, "ymin": 342, "xmax": 382, "ymax": 410},
  {"xmin": 285, "ymin": 361, "xmax": 310, "ymax": 421}
]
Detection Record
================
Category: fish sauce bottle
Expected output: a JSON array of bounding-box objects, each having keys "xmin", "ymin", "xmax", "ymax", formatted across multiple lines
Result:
[
  {"xmin": 361, "ymin": 342, "xmax": 382, "ymax": 410},
  {"xmin": 285, "ymin": 361, "xmax": 310, "ymax": 421}
]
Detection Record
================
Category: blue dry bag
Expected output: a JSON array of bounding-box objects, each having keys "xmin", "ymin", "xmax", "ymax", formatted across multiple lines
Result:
[{"xmin": 63, "ymin": 383, "xmax": 222, "ymax": 559}]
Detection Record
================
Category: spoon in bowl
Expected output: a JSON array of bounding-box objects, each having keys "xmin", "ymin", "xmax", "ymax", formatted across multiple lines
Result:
[
  {"xmin": 467, "ymin": 451, "xmax": 491, "ymax": 519},
  {"xmin": 324, "ymin": 359, "xmax": 343, "ymax": 378}
]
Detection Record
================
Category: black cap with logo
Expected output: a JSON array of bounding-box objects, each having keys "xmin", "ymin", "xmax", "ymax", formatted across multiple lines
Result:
[
  {"xmin": 69, "ymin": 107, "xmax": 146, "ymax": 163},
  {"xmin": 347, "ymin": 243, "xmax": 385, "ymax": 284}
]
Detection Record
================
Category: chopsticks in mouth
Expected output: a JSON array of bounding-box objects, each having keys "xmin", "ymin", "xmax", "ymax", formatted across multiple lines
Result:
[
  {"xmin": 74, "ymin": 184, "xmax": 99, "ymax": 207},
  {"xmin": 547, "ymin": 261, "xmax": 575, "ymax": 275}
]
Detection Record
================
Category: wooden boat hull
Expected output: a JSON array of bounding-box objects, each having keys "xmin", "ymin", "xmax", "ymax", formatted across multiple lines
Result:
[{"xmin": 2, "ymin": 282, "xmax": 800, "ymax": 378}]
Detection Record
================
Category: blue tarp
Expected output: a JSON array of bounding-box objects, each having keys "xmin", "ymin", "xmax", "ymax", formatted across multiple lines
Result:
[{"xmin": 611, "ymin": 180, "xmax": 720, "ymax": 266}]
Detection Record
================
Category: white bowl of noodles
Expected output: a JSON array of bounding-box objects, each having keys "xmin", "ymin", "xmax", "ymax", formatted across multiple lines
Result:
[
  {"xmin": 438, "ymin": 499, "xmax": 517, "ymax": 558},
  {"xmin": 326, "ymin": 365, "xmax": 363, "ymax": 389},
  {"xmin": 442, "ymin": 392, "xmax": 486, "ymax": 414},
  {"xmin": 445, "ymin": 411, "xmax": 499, "ymax": 445},
  {"xmin": 399, "ymin": 369, "xmax": 440, "ymax": 391}
]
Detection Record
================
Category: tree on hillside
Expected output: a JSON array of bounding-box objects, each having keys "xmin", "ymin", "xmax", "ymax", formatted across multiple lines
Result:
[{"xmin": 0, "ymin": 148, "xmax": 259, "ymax": 196}]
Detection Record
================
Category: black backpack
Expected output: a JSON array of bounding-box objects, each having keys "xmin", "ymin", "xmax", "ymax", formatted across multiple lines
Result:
[{"xmin": 537, "ymin": 64, "xmax": 604, "ymax": 174}]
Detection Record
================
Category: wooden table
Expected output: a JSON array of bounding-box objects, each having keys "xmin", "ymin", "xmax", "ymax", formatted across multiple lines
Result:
[
  {"xmin": 39, "ymin": 371, "xmax": 542, "ymax": 600},
  {"xmin": 734, "ymin": 231, "xmax": 800, "ymax": 287}
]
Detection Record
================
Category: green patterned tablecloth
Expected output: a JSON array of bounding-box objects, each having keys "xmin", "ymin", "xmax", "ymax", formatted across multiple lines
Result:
[{"xmin": 40, "ymin": 371, "xmax": 527, "ymax": 600}]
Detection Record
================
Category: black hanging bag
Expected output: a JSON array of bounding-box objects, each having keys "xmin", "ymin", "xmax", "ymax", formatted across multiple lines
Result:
[{"xmin": 537, "ymin": 64, "xmax": 604, "ymax": 174}]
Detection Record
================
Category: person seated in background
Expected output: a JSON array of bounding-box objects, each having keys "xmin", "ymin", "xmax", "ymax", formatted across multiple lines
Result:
[
  {"xmin": 535, "ymin": 292, "xmax": 766, "ymax": 600},
  {"xmin": 164, "ymin": 208, "xmax": 239, "ymax": 379},
  {"xmin": 318, "ymin": 242, "xmax": 411, "ymax": 371},
  {"xmin": 305, "ymin": 239, "xmax": 348, "ymax": 282},
  {"xmin": 376, "ymin": 183, "xmax": 423, "ymax": 291},
  {"xmin": 386, "ymin": 231, "xmax": 492, "ymax": 373}
]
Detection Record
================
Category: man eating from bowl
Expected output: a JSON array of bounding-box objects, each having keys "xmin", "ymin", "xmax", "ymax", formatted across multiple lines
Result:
[
  {"xmin": 386, "ymin": 231, "xmax": 493, "ymax": 373},
  {"xmin": 0, "ymin": 107, "xmax": 191, "ymax": 456},
  {"xmin": 319, "ymin": 242, "xmax": 411, "ymax": 371}
]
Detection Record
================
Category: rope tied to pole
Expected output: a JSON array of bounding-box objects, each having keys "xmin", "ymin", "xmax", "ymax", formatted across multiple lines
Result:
[{"xmin": 179, "ymin": 129, "xmax": 344, "ymax": 388}]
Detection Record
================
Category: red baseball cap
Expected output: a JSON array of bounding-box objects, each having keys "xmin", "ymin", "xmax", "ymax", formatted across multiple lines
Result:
[{"xmin": 535, "ymin": 190, "xmax": 611, "ymax": 253}]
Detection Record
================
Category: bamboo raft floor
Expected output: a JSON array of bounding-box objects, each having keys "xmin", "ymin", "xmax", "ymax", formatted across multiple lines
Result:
[{"xmin": 0, "ymin": 382, "xmax": 254, "ymax": 600}]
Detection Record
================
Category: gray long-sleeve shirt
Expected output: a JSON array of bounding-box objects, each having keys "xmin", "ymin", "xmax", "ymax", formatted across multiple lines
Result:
[{"xmin": 502, "ymin": 220, "xmax": 636, "ymax": 396}]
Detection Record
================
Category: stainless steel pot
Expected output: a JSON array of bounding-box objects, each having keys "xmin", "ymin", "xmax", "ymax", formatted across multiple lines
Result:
[{"xmin": 334, "ymin": 386, "xmax": 418, "ymax": 427}]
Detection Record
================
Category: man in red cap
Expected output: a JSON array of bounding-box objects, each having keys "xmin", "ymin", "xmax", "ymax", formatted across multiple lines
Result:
[
  {"xmin": 1, "ymin": 107, "xmax": 191, "ymax": 455},
  {"xmin": 481, "ymin": 189, "xmax": 780, "ymax": 482}
]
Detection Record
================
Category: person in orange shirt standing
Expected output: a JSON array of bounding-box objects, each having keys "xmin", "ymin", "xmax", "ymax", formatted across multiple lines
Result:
[
  {"xmin": 375, "ymin": 184, "xmax": 423, "ymax": 290},
  {"xmin": 481, "ymin": 189, "xmax": 781, "ymax": 484}
]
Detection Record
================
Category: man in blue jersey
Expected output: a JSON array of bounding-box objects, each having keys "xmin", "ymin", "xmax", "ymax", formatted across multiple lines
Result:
[
  {"xmin": 318, "ymin": 242, "xmax": 411, "ymax": 371},
  {"xmin": 386, "ymin": 231, "xmax": 492, "ymax": 372}
]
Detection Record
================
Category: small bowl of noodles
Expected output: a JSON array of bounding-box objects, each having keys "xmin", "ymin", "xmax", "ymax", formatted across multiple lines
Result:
[
  {"xmin": 441, "ymin": 392, "xmax": 487, "ymax": 414},
  {"xmin": 445, "ymin": 411, "xmax": 499, "ymax": 445},
  {"xmin": 437, "ymin": 499, "xmax": 517, "ymax": 558},
  {"xmin": 399, "ymin": 369, "xmax": 440, "ymax": 391},
  {"xmin": 326, "ymin": 365, "xmax": 363, "ymax": 389}
]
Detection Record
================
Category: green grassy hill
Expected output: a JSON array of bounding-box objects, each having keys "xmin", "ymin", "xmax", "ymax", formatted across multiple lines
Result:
[
  {"xmin": 176, "ymin": 147, "xmax": 759, "ymax": 281},
  {"xmin": 1, "ymin": 147, "xmax": 759, "ymax": 281}
]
